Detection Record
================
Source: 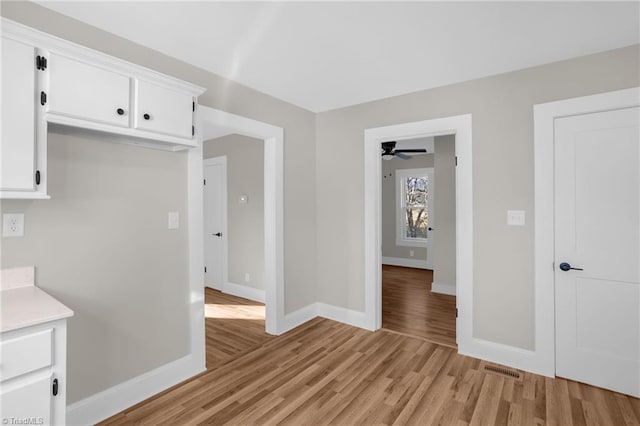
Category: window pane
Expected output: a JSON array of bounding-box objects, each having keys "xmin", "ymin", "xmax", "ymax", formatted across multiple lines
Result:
[
  {"xmin": 405, "ymin": 176, "xmax": 428, "ymax": 207},
  {"xmin": 404, "ymin": 207, "xmax": 428, "ymax": 239}
]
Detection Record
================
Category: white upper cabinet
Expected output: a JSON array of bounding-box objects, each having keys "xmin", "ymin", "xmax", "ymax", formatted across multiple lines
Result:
[
  {"xmin": 134, "ymin": 80, "xmax": 193, "ymax": 138},
  {"xmin": 0, "ymin": 18, "xmax": 205, "ymax": 199},
  {"xmin": 47, "ymin": 54, "xmax": 131, "ymax": 128},
  {"xmin": 1, "ymin": 37, "xmax": 38, "ymax": 194}
]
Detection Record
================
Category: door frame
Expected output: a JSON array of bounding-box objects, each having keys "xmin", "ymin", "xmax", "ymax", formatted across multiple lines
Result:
[
  {"xmin": 363, "ymin": 114, "xmax": 473, "ymax": 349},
  {"xmin": 203, "ymin": 155, "xmax": 228, "ymax": 291},
  {"xmin": 533, "ymin": 87, "xmax": 640, "ymax": 377},
  {"xmin": 188, "ymin": 105, "xmax": 284, "ymax": 370}
]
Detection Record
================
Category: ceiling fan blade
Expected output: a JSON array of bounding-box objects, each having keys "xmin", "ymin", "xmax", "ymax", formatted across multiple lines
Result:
[
  {"xmin": 395, "ymin": 152, "xmax": 410, "ymax": 159},
  {"xmin": 394, "ymin": 149, "xmax": 427, "ymax": 153}
]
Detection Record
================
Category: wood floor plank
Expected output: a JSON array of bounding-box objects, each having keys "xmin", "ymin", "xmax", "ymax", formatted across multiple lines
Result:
[
  {"xmin": 99, "ymin": 289, "xmax": 640, "ymax": 426},
  {"xmin": 382, "ymin": 265, "xmax": 457, "ymax": 348}
]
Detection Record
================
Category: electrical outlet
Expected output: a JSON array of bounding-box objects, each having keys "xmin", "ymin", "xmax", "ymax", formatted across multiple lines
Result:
[
  {"xmin": 410, "ymin": 250, "xmax": 415, "ymax": 257},
  {"xmin": 3, "ymin": 213, "xmax": 24, "ymax": 237},
  {"xmin": 244, "ymin": 273, "xmax": 250, "ymax": 283}
]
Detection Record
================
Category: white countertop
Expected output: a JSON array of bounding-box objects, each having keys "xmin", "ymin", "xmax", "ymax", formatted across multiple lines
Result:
[{"xmin": 1, "ymin": 267, "xmax": 74, "ymax": 333}]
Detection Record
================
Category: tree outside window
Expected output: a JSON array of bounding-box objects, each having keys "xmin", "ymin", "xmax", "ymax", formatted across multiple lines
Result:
[
  {"xmin": 396, "ymin": 168, "xmax": 432, "ymax": 246},
  {"xmin": 403, "ymin": 176, "xmax": 429, "ymax": 239}
]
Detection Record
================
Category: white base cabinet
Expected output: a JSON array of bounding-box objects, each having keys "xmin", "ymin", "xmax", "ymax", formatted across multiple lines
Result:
[{"xmin": 0, "ymin": 320, "xmax": 68, "ymax": 425}]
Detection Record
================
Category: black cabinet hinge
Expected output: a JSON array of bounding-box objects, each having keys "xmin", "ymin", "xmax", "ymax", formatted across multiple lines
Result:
[
  {"xmin": 36, "ymin": 55, "xmax": 47, "ymax": 71},
  {"xmin": 455, "ymin": 156, "xmax": 458, "ymax": 166},
  {"xmin": 204, "ymin": 266, "xmax": 207, "ymax": 273},
  {"xmin": 52, "ymin": 378, "xmax": 59, "ymax": 396},
  {"xmin": 192, "ymin": 125, "xmax": 195, "ymax": 136},
  {"xmin": 35, "ymin": 170, "xmax": 41, "ymax": 186},
  {"xmin": 456, "ymin": 308, "xmax": 458, "ymax": 318},
  {"xmin": 203, "ymin": 179, "xmax": 206, "ymax": 186},
  {"xmin": 192, "ymin": 101, "xmax": 195, "ymax": 112},
  {"xmin": 40, "ymin": 91, "xmax": 47, "ymax": 106}
]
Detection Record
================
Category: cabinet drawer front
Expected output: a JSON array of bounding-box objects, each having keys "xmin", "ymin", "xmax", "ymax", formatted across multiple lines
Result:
[
  {"xmin": 48, "ymin": 54, "xmax": 130, "ymax": 127},
  {"xmin": 1, "ymin": 329, "xmax": 52, "ymax": 381},
  {"xmin": 1, "ymin": 37, "xmax": 36, "ymax": 192},
  {"xmin": 134, "ymin": 80, "xmax": 193, "ymax": 139}
]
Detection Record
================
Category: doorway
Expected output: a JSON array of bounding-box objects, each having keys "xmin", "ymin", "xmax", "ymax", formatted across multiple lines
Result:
[
  {"xmin": 363, "ymin": 114, "xmax": 473, "ymax": 353},
  {"xmin": 534, "ymin": 87, "xmax": 640, "ymax": 397},
  {"xmin": 191, "ymin": 105, "xmax": 284, "ymax": 351},
  {"xmin": 379, "ymin": 136, "xmax": 457, "ymax": 347},
  {"xmin": 203, "ymin": 134, "xmax": 265, "ymax": 303}
]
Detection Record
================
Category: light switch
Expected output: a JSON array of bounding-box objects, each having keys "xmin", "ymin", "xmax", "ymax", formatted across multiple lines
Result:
[
  {"xmin": 507, "ymin": 210, "xmax": 525, "ymax": 226},
  {"xmin": 168, "ymin": 212, "xmax": 180, "ymax": 229}
]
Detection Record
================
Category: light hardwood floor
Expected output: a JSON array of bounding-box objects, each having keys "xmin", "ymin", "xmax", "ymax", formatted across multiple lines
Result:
[
  {"xmin": 204, "ymin": 289, "xmax": 270, "ymax": 369},
  {"xmin": 382, "ymin": 265, "xmax": 457, "ymax": 347},
  {"xmin": 101, "ymin": 290, "xmax": 640, "ymax": 425}
]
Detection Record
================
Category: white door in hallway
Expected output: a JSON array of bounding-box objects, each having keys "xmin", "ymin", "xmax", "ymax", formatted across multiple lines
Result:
[
  {"xmin": 554, "ymin": 106, "xmax": 639, "ymax": 397},
  {"xmin": 204, "ymin": 157, "xmax": 226, "ymax": 290}
]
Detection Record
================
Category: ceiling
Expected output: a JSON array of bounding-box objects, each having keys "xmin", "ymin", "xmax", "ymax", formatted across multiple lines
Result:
[{"xmin": 36, "ymin": 1, "xmax": 640, "ymax": 113}]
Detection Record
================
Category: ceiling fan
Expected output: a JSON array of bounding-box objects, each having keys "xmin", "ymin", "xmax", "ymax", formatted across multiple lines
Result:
[{"xmin": 381, "ymin": 141, "xmax": 427, "ymax": 160}]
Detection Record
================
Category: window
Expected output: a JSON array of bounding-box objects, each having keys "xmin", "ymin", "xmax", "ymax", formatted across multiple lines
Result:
[{"xmin": 396, "ymin": 168, "xmax": 433, "ymax": 247}]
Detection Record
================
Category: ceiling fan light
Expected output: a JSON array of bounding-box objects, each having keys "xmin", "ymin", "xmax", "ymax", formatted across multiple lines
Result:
[{"xmin": 382, "ymin": 153, "xmax": 394, "ymax": 160}]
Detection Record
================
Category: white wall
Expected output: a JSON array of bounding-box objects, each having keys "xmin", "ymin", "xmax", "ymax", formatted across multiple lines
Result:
[
  {"xmin": 316, "ymin": 44, "xmax": 640, "ymax": 350},
  {"xmin": 204, "ymin": 134, "xmax": 264, "ymax": 291},
  {"xmin": 1, "ymin": 131, "xmax": 190, "ymax": 403},
  {"xmin": 0, "ymin": 1, "xmax": 316, "ymax": 405},
  {"xmin": 432, "ymin": 135, "xmax": 456, "ymax": 290}
]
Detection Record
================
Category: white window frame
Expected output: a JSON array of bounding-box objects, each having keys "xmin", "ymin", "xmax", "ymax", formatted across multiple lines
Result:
[{"xmin": 395, "ymin": 167, "xmax": 433, "ymax": 247}]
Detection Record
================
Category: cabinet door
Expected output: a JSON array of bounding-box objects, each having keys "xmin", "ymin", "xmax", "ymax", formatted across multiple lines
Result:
[
  {"xmin": 134, "ymin": 80, "xmax": 193, "ymax": 139},
  {"xmin": 0, "ymin": 374, "xmax": 52, "ymax": 424},
  {"xmin": 1, "ymin": 37, "xmax": 36, "ymax": 191},
  {"xmin": 48, "ymin": 54, "xmax": 130, "ymax": 127}
]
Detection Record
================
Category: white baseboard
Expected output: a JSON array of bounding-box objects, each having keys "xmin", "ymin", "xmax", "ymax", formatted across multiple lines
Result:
[
  {"xmin": 381, "ymin": 256, "xmax": 430, "ymax": 269},
  {"xmin": 222, "ymin": 281, "xmax": 265, "ymax": 303},
  {"xmin": 458, "ymin": 337, "xmax": 553, "ymax": 378},
  {"xmin": 316, "ymin": 303, "xmax": 373, "ymax": 331},
  {"xmin": 67, "ymin": 354, "xmax": 204, "ymax": 425},
  {"xmin": 280, "ymin": 303, "xmax": 318, "ymax": 334},
  {"xmin": 431, "ymin": 282, "xmax": 456, "ymax": 296},
  {"xmin": 279, "ymin": 301, "xmax": 374, "ymax": 335}
]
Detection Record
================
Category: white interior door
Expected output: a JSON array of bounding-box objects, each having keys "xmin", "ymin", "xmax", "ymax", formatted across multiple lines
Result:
[
  {"xmin": 555, "ymin": 106, "xmax": 639, "ymax": 397},
  {"xmin": 204, "ymin": 158, "xmax": 226, "ymax": 290}
]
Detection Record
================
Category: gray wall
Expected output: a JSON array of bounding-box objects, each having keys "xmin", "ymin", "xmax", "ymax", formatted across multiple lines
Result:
[
  {"xmin": 1, "ymin": 131, "xmax": 190, "ymax": 403},
  {"xmin": 381, "ymin": 154, "xmax": 433, "ymax": 261},
  {"xmin": 433, "ymin": 135, "xmax": 456, "ymax": 289},
  {"xmin": 204, "ymin": 134, "xmax": 264, "ymax": 291},
  {"xmin": 0, "ymin": 1, "xmax": 316, "ymax": 404},
  {"xmin": 316, "ymin": 44, "xmax": 640, "ymax": 350}
]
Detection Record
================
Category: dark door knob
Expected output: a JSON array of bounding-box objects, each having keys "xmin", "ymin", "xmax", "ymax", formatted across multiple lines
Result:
[
  {"xmin": 143, "ymin": 113, "xmax": 151, "ymax": 120},
  {"xmin": 213, "ymin": 232, "xmax": 222, "ymax": 237},
  {"xmin": 117, "ymin": 108, "xmax": 125, "ymax": 115},
  {"xmin": 428, "ymin": 227, "xmax": 434, "ymax": 231},
  {"xmin": 559, "ymin": 262, "xmax": 583, "ymax": 272}
]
